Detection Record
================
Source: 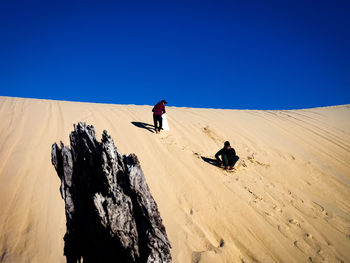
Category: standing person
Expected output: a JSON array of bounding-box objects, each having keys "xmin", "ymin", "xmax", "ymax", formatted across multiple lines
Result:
[
  {"xmin": 215, "ymin": 141, "xmax": 238, "ymax": 171},
  {"xmin": 152, "ymin": 100, "xmax": 167, "ymax": 134}
]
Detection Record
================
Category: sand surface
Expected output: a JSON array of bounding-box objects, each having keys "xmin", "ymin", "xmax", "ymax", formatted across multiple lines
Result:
[{"xmin": 0, "ymin": 96, "xmax": 349, "ymax": 263}]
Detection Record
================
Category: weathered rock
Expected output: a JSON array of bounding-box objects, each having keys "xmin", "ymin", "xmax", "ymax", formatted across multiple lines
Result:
[{"xmin": 51, "ymin": 122, "xmax": 171, "ymax": 263}]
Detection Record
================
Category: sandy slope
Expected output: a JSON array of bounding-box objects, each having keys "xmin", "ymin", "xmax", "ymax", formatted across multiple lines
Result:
[{"xmin": 0, "ymin": 96, "xmax": 349, "ymax": 263}]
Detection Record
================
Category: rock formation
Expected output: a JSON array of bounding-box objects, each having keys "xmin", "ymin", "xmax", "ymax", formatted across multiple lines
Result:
[{"xmin": 51, "ymin": 122, "xmax": 171, "ymax": 263}]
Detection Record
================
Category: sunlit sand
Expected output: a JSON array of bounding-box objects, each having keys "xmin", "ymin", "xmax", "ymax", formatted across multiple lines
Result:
[{"xmin": 0, "ymin": 96, "xmax": 349, "ymax": 262}]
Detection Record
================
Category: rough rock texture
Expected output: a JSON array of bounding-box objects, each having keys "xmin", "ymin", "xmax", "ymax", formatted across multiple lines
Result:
[{"xmin": 51, "ymin": 122, "xmax": 171, "ymax": 263}]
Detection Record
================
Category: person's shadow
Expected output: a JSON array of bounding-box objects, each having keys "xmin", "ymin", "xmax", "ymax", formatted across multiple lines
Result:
[
  {"xmin": 201, "ymin": 156, "xmax": 239, "ymax": 168},
  {"xmin": 131, "ymin": 122, "xmax": 154, "ymax": 133},
  {"xmin": 201, "ymin": 157, "xmax": 219, "ymax": 166}
]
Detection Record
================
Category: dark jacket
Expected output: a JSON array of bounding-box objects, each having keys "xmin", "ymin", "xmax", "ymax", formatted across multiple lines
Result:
[
  {"xmin": 215, "ymin": 147, "xmax": 236, "ymax": 162},
  {"xmin": 152, "ymin": 102, "xmax": 166, "ymax": 116}
]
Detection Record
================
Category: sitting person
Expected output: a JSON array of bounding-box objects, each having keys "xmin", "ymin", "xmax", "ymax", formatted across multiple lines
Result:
[{"xmin": 215, "ymin": 141, "xmax": 238, "ymax": 170}]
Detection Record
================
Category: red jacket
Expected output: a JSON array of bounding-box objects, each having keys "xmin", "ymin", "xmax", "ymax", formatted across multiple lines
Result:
[{"xmin": 152, "ymin": 102, "xmax": 166, "ymax": 116}]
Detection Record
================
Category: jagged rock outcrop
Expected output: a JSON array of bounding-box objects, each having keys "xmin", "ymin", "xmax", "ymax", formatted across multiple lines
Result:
[{"xmin": 51, "ymin": 122, "xmax": 171, "ymax": 263}]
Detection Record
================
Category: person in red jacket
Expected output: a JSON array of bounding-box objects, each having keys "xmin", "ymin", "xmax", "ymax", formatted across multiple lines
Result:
[{"xmin": 152, "ymin": 100, "xmax": 167, "ymax": 133}]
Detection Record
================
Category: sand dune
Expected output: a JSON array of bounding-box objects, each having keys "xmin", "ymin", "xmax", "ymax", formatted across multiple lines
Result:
[{"xmin": 0, "ymin": 96, "xmax": 349, "ymax": 263}]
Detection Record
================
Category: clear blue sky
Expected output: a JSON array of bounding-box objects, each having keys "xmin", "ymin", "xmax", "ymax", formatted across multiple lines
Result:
[{"xmin": 1, "ymin": 0, "xmax": 349, "ymax": 109}]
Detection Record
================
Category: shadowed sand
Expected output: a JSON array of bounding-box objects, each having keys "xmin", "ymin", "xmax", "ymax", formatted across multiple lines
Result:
[{"xmin": 0, "ymin": 96, "xmax": 349, "ymax": 262}]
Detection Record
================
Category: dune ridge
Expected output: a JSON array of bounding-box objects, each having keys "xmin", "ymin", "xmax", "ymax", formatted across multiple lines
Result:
[{"xmin": 0, "ymin": 96, "xmax": 349, "ymax": 262}]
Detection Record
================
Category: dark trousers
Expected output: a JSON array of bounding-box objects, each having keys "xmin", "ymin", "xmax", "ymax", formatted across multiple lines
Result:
[
  {"xmin": 222, "ymin": 154, "xmax": 239, "ymax": 167},
  {"xmin": 153, "ymin": 114, "xmax": 162, "ymax": 131}
]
